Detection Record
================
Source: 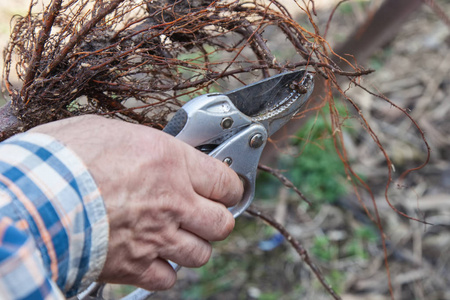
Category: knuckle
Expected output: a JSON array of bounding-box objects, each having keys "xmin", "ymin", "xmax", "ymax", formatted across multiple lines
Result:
[{"xmin": 161, "ymin": 226, "xmax": 180, "ymax": 248}]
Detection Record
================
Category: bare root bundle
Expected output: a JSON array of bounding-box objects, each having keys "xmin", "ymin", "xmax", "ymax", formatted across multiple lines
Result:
[{"xmin": 3, "ymin": 0, "xmax": 370, "ymax": 134}]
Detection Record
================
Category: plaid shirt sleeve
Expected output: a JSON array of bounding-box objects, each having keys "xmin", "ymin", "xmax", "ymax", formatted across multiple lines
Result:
[{"xmin": 0, "ymin": 132, "xmax": 109, "ymax": 299}]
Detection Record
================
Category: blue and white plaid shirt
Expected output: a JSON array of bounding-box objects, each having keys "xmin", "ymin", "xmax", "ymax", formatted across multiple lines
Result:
[{"xmin": 0, "ymin": 133, "xmax": 109, "ymax": 299}]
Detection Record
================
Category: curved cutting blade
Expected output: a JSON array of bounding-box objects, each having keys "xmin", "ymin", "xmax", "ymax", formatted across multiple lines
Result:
[{"xmin": 225, "ymin": 70, "xmax": 314, "ymax": 136}]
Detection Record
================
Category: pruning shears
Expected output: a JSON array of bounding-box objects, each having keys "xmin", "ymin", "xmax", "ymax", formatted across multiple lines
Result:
[
  {"xmin": 163, "ymin": 69, "xmax": 314, "ymax": 217},
  {"xmin": 78, "ymin": 69, "xmax": 314, "ymax": 300}
]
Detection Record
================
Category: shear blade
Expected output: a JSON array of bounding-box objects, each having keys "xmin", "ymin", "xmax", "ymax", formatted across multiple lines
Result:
[
  {"xmin": 225, "ymin": 70, "xmax": 309, "ymax": 116},
  {"xmin": 225, "ymin": 69, "xmax": 313, "ymax": 135}
]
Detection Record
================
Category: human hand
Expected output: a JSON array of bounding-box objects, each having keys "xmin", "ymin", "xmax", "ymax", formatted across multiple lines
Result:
[{"xmin": 30, "ymin": 115, "xmax": 244, "ymax": 291}]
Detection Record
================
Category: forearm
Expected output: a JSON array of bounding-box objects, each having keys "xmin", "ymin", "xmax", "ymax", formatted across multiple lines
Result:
[{"xmin": 0, "ymin": 132, "xmax": 109, "ymax": 298}]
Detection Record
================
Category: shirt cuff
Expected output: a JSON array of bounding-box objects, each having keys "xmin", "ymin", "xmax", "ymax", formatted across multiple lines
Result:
[{"xmin": 0, "ymin": 132, "xmax": 109, "ymax": 296}]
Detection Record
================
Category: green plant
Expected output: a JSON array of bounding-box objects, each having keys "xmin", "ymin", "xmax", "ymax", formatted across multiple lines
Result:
[
  {"xmin": 254, "ymin": 171, "xmax": 282, "ymax": 200},
  {"xmin": 182, "ymin": 255, "xmax": 245, "ymax": 299},
  {"xmin": 310, "ymin": 235, "xmax": 346, "ymax": 294},
  {"xmin": 368, "ymin": 47, "xmax": 394, "ymax": 71},
  {"xmin": 283, "ymin": 105, "xmax": 349, "ymax": 203},
  {"xmin": 345, "ymin": 225, "xmax": 378, "ymax": 259},
  {"xmin": 338, "ymin": 0, "xmax": 369, "ymax": 16},
  {"xmin": 311, "ymin": 235, "xmax": 338, "ymax": 262},
  {"xmin": 259, "ymin": 291, "xmax": 283, "ymax": 300},
  {"xmin": 324, "ymin": 270, "xmax": 346, "ymax": 295}
]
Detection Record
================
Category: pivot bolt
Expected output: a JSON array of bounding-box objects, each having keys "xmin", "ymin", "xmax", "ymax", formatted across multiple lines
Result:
[
  {"xmin": 221, "ymin": 117, "xmax": 234, "ymax": 129},
  {"xmin": 223, "ymin": 157, "xmax": 233, "ymax": 166},
  {"xmin": 249, "ymin": 133, "xmax": 264, "ymax": 148}
]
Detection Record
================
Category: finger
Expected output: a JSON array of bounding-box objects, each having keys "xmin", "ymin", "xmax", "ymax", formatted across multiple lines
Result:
[
  {"xmin": 134, "ymin": 258, "xmax": 177, "ymax": 291},
  {"xmin": 180, "ymin": 197, "xmax": 235, "ymax": 241},
  {"xmin": 160, "ymin": 228, "xmax": 212, "ymax": 268},
  {"xmin": 185, "ymin": 147, "xmax": 244, "ymax": 206},
  {"xmin": 102, "ymin": 258, "xmax": 177, "ymax": 291}
]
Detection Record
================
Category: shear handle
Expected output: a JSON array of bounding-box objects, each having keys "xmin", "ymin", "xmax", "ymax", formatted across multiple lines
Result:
[
  {"xmin": 162, "ymin": 93, "xmax": 264, "ymax": 217},
  {"xmin": 208, "ymin": 123, "xmax": 267, "ymax": 217}
]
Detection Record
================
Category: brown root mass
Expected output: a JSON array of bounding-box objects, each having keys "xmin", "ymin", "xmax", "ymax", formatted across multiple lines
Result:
[{"xmin": 3, "ymin": 0, "xmax": 369, "ymax": 135}]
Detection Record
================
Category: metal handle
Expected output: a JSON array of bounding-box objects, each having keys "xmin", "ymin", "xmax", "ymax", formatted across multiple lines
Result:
[
  {"xmin": 163, "ymin": 105, "xmax": 265, "ymax": 218},
  {"xmin": 207, "ymin": 123, "xmax": 266, "ymax": 217}
]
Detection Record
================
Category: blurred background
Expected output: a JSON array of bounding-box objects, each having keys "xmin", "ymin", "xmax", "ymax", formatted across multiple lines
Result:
[{"xmin": 1, "ymin": 0, "xmax": 450, "ymax": 299}]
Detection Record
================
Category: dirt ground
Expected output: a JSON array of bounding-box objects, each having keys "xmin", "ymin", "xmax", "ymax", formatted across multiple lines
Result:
[{"xmin": 1, "ymin": 1, "xmax": 450, "ymax": 300}]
